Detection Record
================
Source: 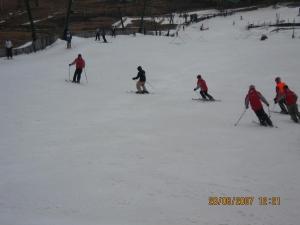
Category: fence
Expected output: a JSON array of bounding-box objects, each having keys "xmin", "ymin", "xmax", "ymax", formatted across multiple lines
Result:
[{"xmin": 0, "ymin": 35, "xmax": 58, "ymax": 58}]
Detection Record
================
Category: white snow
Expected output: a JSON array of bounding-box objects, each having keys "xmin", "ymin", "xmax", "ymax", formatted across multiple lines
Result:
[
  {"xmin": 15, "ymin": 41, "xmax": 32, "ymax": 49},
  {"xmin": 1, "ymin": 6, "xmax": 300, "ymax": 225},
  {"xmin": 21, "ymin": 16, "xmax": 54, "ymax": 26}
]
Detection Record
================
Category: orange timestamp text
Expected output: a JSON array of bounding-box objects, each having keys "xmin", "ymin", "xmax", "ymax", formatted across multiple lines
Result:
[{"xmin": 208, "ymin": 196, "xmax": 280, "ymax": 206}]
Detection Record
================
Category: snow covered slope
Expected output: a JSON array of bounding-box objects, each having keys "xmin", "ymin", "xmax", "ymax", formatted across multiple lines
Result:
[{"xmin": 0, "ymin": 6, "xmax": 300, "ymax": 225}]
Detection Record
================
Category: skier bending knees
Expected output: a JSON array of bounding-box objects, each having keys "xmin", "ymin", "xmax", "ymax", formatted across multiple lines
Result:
[
  {"xmin": 193, "ymin": 75, "xmax": 214, "ymax": 100},
  {"xmin": 132, "ymin": 66, "xmax": 149, "ymax": 94},
  {"xmin": 245, "ymin": 85, "xmax": 273, "ymax": 127},
  {"xmin": 281, "ymin": 85, "xmax": 300, "ymax": 123}
]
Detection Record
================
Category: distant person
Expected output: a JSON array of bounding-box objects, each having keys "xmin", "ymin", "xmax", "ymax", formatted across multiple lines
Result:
[
  {"xmin": 65, "ymin": 31, "xmax": 72, "ymax": 49},
  {"xmin": 95, "ymin": 28, "xmax": 100, "ymax": 41},
  {"xmin": 274, "ymin": 77, "xmax": 288, "ymax": 114},
  {"xmin": 5, "ymin": 39, "xmax": 13, "ymax": 59},
  {"xmin": 245, "ymin": 85, "xmax": 273, "ymax": 127},
  {"xmin": 69, "ymin": 54, "xmax": 85, "ymax": 83},
  {"xmin": 282, "ymin": 85, "xmax": 300, "ymax": 123},
  {"xmin": 101, "ymin": 29, "xmax": 107, "ymax": 43},
  {"xmin": 193, "ymin": 75, "xmax": 214, "ymax": 100},
  {"xmin": 111, "ymin": 26, "xmax": 116, "ymax": 38},
  {"xmin": 132, "ymin": 66, "xmax": 148, "ymax": 94}
]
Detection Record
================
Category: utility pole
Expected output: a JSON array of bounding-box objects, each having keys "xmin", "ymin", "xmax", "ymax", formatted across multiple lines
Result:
[
  {"xmin": 63, "ymin": 0, "xmax": 73, "ymax": 39},
  {"xmin": 139, "ymin": 0, "xmax": 148, "ymax": 33},
  {"xmin": 24, "ymin": 0, "xmax": 37, "ymax": 48}
]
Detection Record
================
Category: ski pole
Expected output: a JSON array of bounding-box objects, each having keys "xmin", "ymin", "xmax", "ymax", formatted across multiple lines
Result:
[
  {"xmin": 84, "ymin": 68, "xmax": 88, "ymax": 83},
  {"xmin": 68, "ymin": 66, "xmax": 70, "ymax": 81},
  {"xmin": 146, "ymin": 81, "xmax": 155, "ymax": 90},
  {"xmin": 234, "ymin": 109, "xmax": 247, "ymax": 126},
  {"xmin": 268, "ymin": 106, "xmax": 271, "ymax": 118},
  {"xmin": 271, "ymin": 103, "xmax": 276, "ymax": 111}
]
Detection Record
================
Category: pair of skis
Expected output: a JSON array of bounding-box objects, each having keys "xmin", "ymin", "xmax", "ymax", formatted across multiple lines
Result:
[
  {"xmin": 251, "ymin": 120, "xmax": 278, "ymax": 128},
  {"xmin": 192, "ymin": 98, "xmax": 221, "ymax": 102},
  {"xmin": 126, "ymin": 90, "xmax": 153, "ymax": 94}
]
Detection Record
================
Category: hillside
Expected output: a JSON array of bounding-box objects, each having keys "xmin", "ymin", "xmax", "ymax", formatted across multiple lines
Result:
[
  {"xmin": 1, "ymin": 5, "xmax": 300, "ymax": 225},
  {"xmin": 0, "ymin": 0, "xmax": 268, "ymax": 46}
]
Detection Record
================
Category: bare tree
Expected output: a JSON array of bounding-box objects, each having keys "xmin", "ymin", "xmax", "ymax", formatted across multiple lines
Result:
[
  {"xmin": 139, "ymin": 0, "xmax": 148, "ymax": 33},
  {"xmin": 118, "ymin": 6, "xmax": 125, "ymax": 30},
  {"xmin": 63, "ymin": 0, "xmax": 73, "ymax": 39},
  {"xmin": 24, "ymin": 0, "xmax": 37, "ymax": 48}
]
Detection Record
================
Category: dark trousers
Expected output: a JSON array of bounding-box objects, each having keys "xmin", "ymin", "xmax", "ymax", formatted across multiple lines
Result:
[
  {"xmin": 278, "ymin": 98, "xmax": 288, "ymax": 113},
  {"xmin": 200, "ymin": 90, "xmax": 214, "ymax": 100},
  {"xmin": 102, "ymin": 35, "xmax": 107, "ymax": 43},
  {"xmin": 73, "ymin": 69, "xmax": 82, "ymax": 83},
  {"xmin": 287, "ymin": 104, "xmax": 300, "ymax": 123},
  {"xmin": 6, "ymin": 48, "xmax": 13, "ymax": 59},
  {"xmin": 95, "ymin": 33, "xmax": 100, "ymax": 41},
  {"xmin": 254, "ymin": 108, "xmax": 273, "ymax": 126},
  {"xmin": 67, "ymin": 41, "xmax": 71, "ymax": 49}
]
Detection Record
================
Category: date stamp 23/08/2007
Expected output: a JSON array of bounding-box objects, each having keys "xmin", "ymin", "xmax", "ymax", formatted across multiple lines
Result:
[{"xmin": 208, "ymin": 196, "xmax": 280, "ymax": 206}]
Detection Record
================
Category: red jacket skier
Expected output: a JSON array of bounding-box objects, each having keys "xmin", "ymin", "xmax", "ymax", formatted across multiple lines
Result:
[
  {"xmin": 197, "ymin": 76, "xmax": 208, "ymax": 91},
  {"xmin": 193, "ymin": 75, "xmax": 214, "ymax": 100},
  {"xmin": 281, "ymin": 85, "xmax": 300, "ymax": 123},
  {"xmin": 69, "ymin": 54, "xmax": 85, "ymax": 83},
  {"xmin": 245, "ymin": 85, "xmax": 273, "ymax": 126}
]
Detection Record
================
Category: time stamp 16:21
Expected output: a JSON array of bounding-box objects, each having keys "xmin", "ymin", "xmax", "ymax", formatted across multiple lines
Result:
[{"xmin": 208, "ymin": 196, "xmax": 281, "ymax": 206}]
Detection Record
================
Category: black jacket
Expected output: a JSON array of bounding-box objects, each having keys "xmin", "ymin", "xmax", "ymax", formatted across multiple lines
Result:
[{"xmin": 133, "ymin": 70, "xmax": 146, "ymax": 82}]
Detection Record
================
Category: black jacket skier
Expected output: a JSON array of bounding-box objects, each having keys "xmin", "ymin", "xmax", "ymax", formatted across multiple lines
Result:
[
  {"xmin": 132, "ymin": 66, "xmax": 146, "ymax": 82},
  {"xmin": 132, "ymin": 66, "xmax": 148, "ymax": 93}
]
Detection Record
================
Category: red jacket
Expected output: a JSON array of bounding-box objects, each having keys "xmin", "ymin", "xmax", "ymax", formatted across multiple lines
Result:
[
  {"xmin": 72, "ymin": 57, "xmax": 85, "ymax": 69},
  {"xmin": 275, "ymin": 81, "xmax": 286, "ymax": 100},
  {"xmin": 245, "ymin": 89, "xmax": 268, "ymax": 111},
  {"xmin": 197, "ymin": 78, "xmax": 208, "ymax": 91},
  {"xmin": 284, "ymin": 89, "xmax": 297, "ymax": 105}
]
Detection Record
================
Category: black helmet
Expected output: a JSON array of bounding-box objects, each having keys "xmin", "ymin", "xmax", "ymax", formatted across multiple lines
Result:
[
  {"xmin": 197, "ymin": 74, "xmax": 201, "ymax": 79},
  {"xmin": 275, "ymin": 77, "xmax": 281, "ymax": 82},
  {"xmin": 137, "ymin": 66, "xmax": 142, "ymax": 70},
  {"xmin": 249, "ymin": 84, "xmax": 255, "ymax": 90}
]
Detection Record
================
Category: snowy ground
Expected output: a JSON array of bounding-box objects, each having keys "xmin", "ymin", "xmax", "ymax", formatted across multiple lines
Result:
[{"xmin": 1, "ymin": 6, "xmax": 300, "ymax": 225}]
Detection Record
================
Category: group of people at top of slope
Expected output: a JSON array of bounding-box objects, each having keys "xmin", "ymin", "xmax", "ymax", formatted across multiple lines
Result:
[{"xmin": 68, "ymin": 54, "xmax": 299, "ymax": 125}]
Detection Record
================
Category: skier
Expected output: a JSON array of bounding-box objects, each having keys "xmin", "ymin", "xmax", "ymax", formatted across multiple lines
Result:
[
  {"xmin": 95, "ymin": 28, "xmax": 100, "ymax": 41},
  {"xmin": 69, "ymin": 54, "xmax": 85, "ymax": 83},
  {"xmin": 101, "ymin": 29, "xmax": 107, "ymax": 43},
  {"xmin": 111, "ymin": 26, "xmax": 116, "ymax": 38},
  {"xmin": 193, "ymin": 75, "xmax": 214, "ymax": 100},
  {"xmin": 274, "ymin": 77, "xmax": 288, "ymax": 114},
  {"xmin": 132, "ymin": 66, "xmax": 149, "ymax": 94},
  {"xmin": 65, "ymin": 31, "xmax": 72, "ymax": 49},
  {"xmin": 281, "ymin": 85, "xmax": 300, "ymax": 123},
  {"xmin": 245, "ymin": 85, "xmax": 273, "ymax": 127},
  {"xmin": 5, "ymin": 39, "xmax": 13, "ymax": 59}
]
